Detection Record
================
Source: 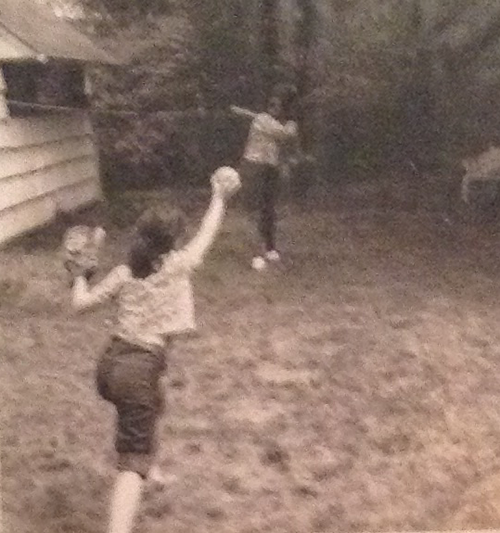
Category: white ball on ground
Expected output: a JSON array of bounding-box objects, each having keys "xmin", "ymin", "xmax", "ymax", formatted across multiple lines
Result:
[
  {"xmin": 265, "ymin": 250, "xmax": 280, "ymax": 262},
  {"xmin": 252, "ymin": 256, "xmax": 266, "ymax": 271}
]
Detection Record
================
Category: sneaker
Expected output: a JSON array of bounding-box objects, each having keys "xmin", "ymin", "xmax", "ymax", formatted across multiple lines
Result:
[
  {"xmin": 251, "ymin": 256, "xmax": 267, "ymax": 271},
  {"xmin": 149, "ymin": 466, "xmax": 167, "ymax": 487},
  {"xmin": 148, "ymin": 466, "xmax": 176, "ymax": 488},
  {"xmin": 265, "ymin": 250, "xmax": 280, "ymax": 262}
]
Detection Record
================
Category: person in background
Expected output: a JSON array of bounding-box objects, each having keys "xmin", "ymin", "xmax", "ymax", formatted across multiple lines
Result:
[{"xmin": 231, "ymin": 87, "xmax": 299, "ymax": 270}]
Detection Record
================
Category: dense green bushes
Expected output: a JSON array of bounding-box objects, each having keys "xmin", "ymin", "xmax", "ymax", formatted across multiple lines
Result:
[
  {"xmin": 95, "ymin": 110, "xmax": 248, "ymax": 194},
  {"xmin": 75, "ymin": 0, "xmax": 500, "ymax": 196}
]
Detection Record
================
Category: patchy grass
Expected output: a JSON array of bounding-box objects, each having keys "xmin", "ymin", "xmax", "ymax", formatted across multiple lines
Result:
[{"xmin": 3, "ymin": 190, "xmax": 500, "ymax": 533}]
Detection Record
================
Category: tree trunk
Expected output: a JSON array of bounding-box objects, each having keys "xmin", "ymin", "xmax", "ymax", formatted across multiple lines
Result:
[
  {"xmin": 260, "ymin": 0, "xmax": 280, "ymax": 102},
  {"xmin": 295, "ymin": 0, "xmax": 315, "ymax": 154},
  {"xmin": 293, "ymin": 0, "xmax": 317, "ymax": 199}
]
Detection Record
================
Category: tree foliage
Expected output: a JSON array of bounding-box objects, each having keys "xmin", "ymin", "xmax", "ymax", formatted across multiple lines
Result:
[
  {"xmin": 73, "ymin": 0, "xmax": 258, "ymax": 189},
  {"xmin": 48, "ymin": 0, "xmax": 500, "ymax": 187},
  {"xmin": 74, "ymin": 0, "xmax": 176, "ymax": 27}
]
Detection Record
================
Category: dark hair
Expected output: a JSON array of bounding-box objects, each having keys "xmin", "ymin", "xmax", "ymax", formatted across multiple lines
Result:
[
  {"xmin": 128, "ymin": 207, "xmax": 186, "ymax": 279},
  {"xmin": 272, "ymin": 83, "xmax": 297, "ymax": 120}
]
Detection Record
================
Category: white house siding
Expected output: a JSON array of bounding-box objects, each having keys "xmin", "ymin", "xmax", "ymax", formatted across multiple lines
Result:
[
  {"xmin": 0, "ymin": 25, "xmax": 34, "ymax": 61},
  {"xmin": 0, "ymin": 109, "xmax": 102, "ymax": 245}
]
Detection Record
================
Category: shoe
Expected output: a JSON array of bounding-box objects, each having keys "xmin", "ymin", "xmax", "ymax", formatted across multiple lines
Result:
[
  {"xmin": 265, "ymin": 250, "xmax": 280, "ymax": 262},
  {"xmin": 149, "ymin": 466, "xmax": 167, "ymax": 487},
  {"xmin": 148, "ymin": 466, "xmax": 177, "ymax": 488},
  {"xmin": 251, "ymin": 256, "xmax": 267, "ymax": 271}
]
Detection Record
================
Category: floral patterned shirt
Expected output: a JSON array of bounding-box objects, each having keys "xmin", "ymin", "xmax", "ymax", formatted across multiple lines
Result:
[{"xmin": 74, "ymin": 249, "xmax": 201, "ymax": 349}]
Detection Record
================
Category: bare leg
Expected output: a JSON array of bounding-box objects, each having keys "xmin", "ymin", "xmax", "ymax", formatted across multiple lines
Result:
[{"xmin": 108, "ymin": 471, "xmax": 144, "ymax": 533}]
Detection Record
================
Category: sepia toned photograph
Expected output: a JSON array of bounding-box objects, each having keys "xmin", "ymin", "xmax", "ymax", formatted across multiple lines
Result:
[{"xmin": 2, "ymin": 1, "xmax": 500, "ymax": 532}]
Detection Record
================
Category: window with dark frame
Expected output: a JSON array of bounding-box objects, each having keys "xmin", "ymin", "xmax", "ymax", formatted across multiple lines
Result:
[{"xmin": 2, "ymin": 61, "xmax": 89, "ymax": 116}]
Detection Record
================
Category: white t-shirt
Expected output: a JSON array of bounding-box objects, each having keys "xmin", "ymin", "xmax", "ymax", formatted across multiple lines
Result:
[{"xmin": 243, "ymin": 113, "xmax": 298, "ymax": 167}]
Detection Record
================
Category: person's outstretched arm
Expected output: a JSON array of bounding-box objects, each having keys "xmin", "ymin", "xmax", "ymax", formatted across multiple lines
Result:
[
  {"xmin": 71, "ymin": 265, "xmax": 129, "ymax": 312},
  {"xmin": 181, "ymin": 191, "xmax": 225, "ymax": 269},
  {"xmin": 229, "ymin": 105, "xmax": 258, "ymax": 120},
  {"xmin": 255, "ymin": 114, "xmax": 298, "ymax": 141},
  {"xmin": 181, "ymin": 167, "xmax": 240, "ymax": 269}
]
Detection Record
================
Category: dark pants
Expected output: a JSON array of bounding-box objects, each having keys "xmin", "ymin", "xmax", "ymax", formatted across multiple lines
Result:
[
  {"xmin": 240, "ymin": 160, "xmax": 280, "ymax": 253},
  {"xmin": 96, "ymin": 336, "xmax": 167, "ymax": 478}
]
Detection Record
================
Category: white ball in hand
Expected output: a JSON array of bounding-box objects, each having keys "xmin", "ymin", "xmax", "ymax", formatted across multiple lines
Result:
[{"xmin": 211, "ymin": 166, "xmax": 241, "ymax": 197}]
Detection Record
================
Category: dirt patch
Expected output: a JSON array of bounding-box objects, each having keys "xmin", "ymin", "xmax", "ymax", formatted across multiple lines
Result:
[{"xmin": 3, "ymin": 196, "xmax": 500, "ymax": 532}]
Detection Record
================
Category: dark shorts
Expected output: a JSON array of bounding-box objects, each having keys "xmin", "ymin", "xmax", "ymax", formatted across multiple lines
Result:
[{"xmin": 96, "ymin": 336, "xmax": 168, "ymax": 478}]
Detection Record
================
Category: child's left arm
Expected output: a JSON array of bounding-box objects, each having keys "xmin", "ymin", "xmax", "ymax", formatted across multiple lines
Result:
[{"xmin": 71, "ymin": 265, "xmax": 129, "ymax": 312}]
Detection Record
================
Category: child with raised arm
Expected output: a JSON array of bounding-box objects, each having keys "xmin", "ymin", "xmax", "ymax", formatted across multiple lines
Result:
[
  {"xmin": 66, "ymin": 167, "xmax": 240, "ymax": 533},
  {"xmin": 231, "ymin": 92, "xmax": 298, "ymax": 270}
]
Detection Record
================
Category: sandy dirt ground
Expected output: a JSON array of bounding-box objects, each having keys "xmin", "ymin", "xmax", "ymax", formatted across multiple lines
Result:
[{"xmin": 3, "ymin": 184, "xmax": 500, "ymax": 533}]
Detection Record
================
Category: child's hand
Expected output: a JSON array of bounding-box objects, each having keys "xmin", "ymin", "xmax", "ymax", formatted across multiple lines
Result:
[
  {"xmin": 284, "ymin": 121, "xmax": 298, "ymax": 137},
  {"xmin": 211, "ymin": 166, "xmax": 241, "ymax": 199},
  {"xmin": 62, "ymin": 225, "xmax": 105, "ymax": 284}
]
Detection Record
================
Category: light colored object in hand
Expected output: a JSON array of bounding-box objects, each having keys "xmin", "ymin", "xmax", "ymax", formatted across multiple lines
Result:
[
  {"xmin": 461, "ymin": 145, "xmax": 500, "ymax": 204},
  {"xmin": 211, "ymin": 166, "xmax": 241, "ymax": 197},
  {"xmin": 62, "ymin": 225, "xmax": 106, "ymax": 273}
]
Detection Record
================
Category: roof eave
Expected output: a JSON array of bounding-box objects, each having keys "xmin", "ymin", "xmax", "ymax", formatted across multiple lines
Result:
[{"xmin": 0, "ymin": 52, "xmax": 124, "ymax": 66}]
